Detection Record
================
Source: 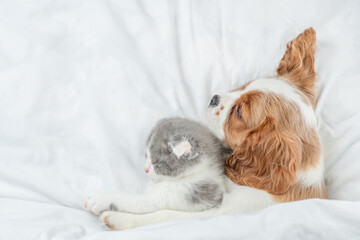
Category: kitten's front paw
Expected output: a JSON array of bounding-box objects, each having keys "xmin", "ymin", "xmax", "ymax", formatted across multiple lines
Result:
[
  {"xmin": 83, "ymin": 192, "xmax": 115, "ymax": 215},
  {"xmin": 100, "ymin": 211, "xmax": 137, "ymax": 231}
]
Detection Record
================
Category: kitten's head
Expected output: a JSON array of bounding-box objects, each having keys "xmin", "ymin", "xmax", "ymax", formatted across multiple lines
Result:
[{"xmin": 144, "ymin": 117, "xmax": 223, "ymax": 181}]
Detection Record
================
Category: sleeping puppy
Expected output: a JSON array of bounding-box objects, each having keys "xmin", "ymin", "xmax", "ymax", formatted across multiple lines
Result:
[{"xmin": 206, "ymin": 27, "xmax": 327, "ymax": 202}]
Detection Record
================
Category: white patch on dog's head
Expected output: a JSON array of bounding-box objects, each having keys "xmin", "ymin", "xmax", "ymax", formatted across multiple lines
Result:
[
  {"xmin": 205, "ymin": 91, "xmax": 243, "ymax": 140},
  {"xmin": 205, "ymin": 77, "xmax": 316, "ymax": 141}
]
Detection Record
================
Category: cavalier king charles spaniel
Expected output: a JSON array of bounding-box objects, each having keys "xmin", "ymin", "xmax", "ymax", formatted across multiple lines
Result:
[{"xmin": 206, "ymin": 27, "xmax": 327, "ymax": 202}]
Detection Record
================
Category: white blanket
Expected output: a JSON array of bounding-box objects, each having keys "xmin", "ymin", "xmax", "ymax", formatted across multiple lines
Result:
[{"xmin": 1, "ymin": 0, "xmax": 360, "ymax": 239}]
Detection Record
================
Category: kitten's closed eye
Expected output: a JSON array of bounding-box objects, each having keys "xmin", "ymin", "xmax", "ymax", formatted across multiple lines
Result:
[{"xmin": 153, "ymin": 161, "xmax": 172, "ymax": 176}]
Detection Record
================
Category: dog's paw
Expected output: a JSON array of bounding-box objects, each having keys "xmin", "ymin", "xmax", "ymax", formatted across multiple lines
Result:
[
  {"xmin": 99, "ymin": 211, "xmax": 137, "ymax": 231},
  {"xmin": 83, "ymin": 192, "xmax": 114, "ymax": 215}
]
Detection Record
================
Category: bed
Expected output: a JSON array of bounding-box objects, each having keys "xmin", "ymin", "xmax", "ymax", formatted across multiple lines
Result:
[{"xmin": 1, "ymin": 0, "xmax": 360, "ymax": 239}]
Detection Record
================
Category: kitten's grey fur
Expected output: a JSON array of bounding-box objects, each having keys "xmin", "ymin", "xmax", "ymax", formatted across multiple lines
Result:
[
  {"xmin": 145, "ymin": 117, "xmax": 229, "ymax": 208},
  {"xmin": 147, "ymin": 118, "xmax": 225, "ymax": 175}
]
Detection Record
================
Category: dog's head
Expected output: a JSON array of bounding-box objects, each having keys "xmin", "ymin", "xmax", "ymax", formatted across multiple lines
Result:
[{"xmin": 205, "ymin": 28, "xmax": 325, "ymax": 197}]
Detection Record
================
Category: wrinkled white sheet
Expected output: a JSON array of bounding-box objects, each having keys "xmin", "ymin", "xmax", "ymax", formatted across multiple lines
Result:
[{"xmin": 0, "ymin": 0, "xmax": 360, "ymax": 239}]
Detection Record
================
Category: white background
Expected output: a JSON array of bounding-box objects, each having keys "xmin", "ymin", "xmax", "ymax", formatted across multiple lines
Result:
[{"xmin": 0, "ymin": 0, "xmax": 360, "ymax": 239}]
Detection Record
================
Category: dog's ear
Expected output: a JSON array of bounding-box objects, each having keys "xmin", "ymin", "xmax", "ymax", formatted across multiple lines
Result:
[
  {"xmin": 225, "ymin": 117, "xmax": 301, "ymax": 195},
  {"xmin": 276, "ymin": 27, "xmax": 317, "ymax": 106}
]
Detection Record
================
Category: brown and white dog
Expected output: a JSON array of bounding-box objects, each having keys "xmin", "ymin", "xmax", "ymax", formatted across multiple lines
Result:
[{"xmin": 206, "ymin": 27, "xmax": 327, "ymax": 202}]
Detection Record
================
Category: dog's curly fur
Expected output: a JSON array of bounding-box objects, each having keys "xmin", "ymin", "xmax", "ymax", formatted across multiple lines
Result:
[
  {"xmin": 277, "ymin": 27, "xmax": 317, "ymax": 106},
  {"xmin": 223, "ymin": 28, "xmax": 327, "ymax": 202}
]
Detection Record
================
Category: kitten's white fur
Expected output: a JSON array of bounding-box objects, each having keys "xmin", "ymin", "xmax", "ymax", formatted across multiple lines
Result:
[
  {"xmin": 96, "ymin": 178, "xmax": 272, "ymax": 230},
  {"xmin": 84, "ymin": 156, "xmax": 226, "ymax": 215},
  {"xmin": 84, "ymin": 155, "xmax": 274, "ymax": 230}
]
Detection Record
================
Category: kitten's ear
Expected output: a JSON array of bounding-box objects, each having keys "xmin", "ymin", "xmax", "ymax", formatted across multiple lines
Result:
[{"xmin": 170, "ymin": 140, "xmax": 192, "ymax": 158}]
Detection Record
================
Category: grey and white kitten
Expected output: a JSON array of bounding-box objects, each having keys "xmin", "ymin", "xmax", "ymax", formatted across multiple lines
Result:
[
  {"xmin": 84, "ymin": 117, "xmax": 272, "ymax": 230},
  {"xmin": 144, "ymin": 117, "xmax": 228, "ymax": 209}
]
